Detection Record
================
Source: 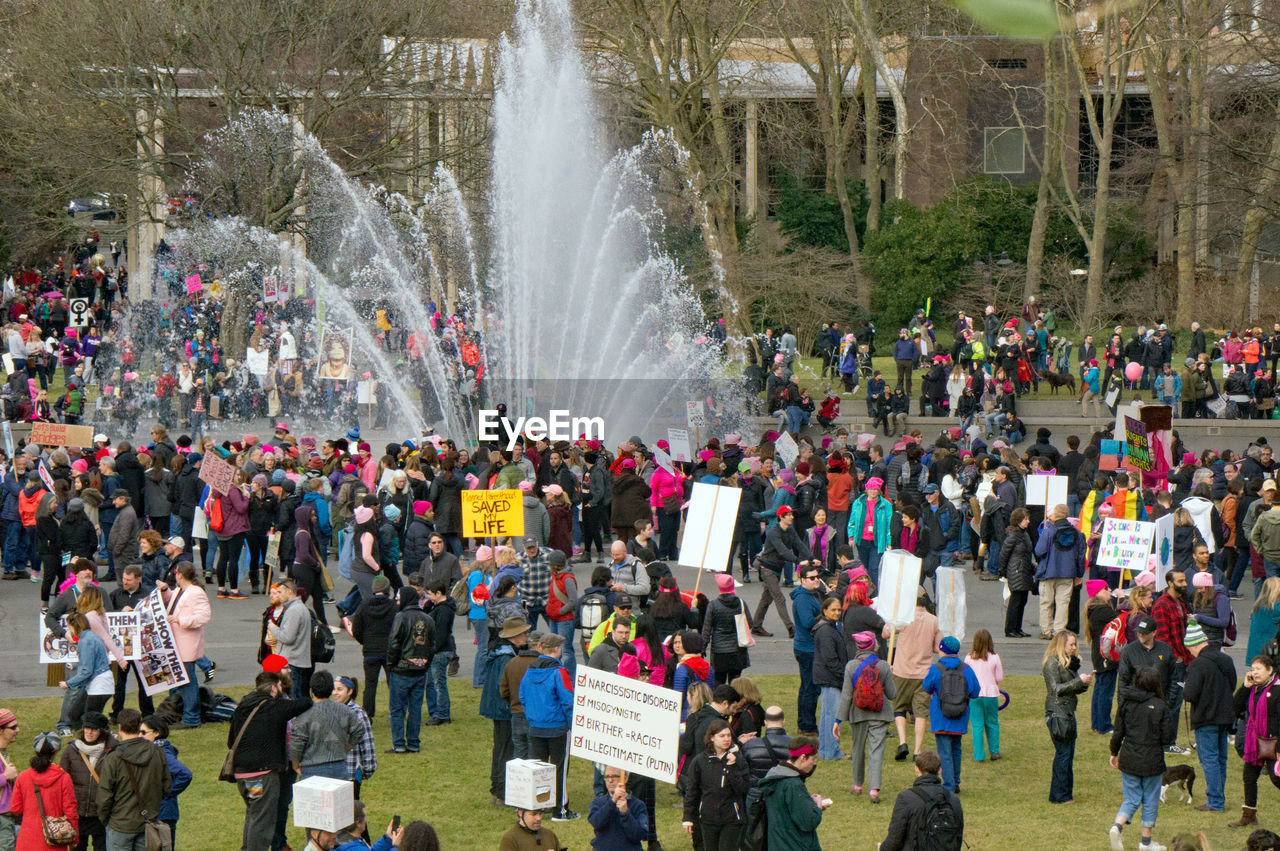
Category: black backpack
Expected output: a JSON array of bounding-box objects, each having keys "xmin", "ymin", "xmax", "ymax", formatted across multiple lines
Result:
[
  {"xmin": 311, "ymin": 610, "xmax": 335, "ymax": 664},
  {"xmin": 934, "ymin": 661, "xmax": 969, "ymax": 719},
  {"xmin": 1052, "ymin": 525, "xmax": 1079, "ymax": 552},
  {"xmin": 742, "ymin": 795, "xmax": 768, "ymax": 851},
  {"xmin": 910, "ymin": 785, "xmax": 963, "ymax": 851}
]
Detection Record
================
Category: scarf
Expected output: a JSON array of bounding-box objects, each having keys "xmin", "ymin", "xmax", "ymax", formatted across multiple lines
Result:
[
  {"xmin": 898, "ymin": 524, "xmax": 918, "ymax": 553},
  {"xmin": 1245, "ymin": 678, "xmax": 1277, "ymax": 765},
  {"xmin": 73, "ymin": 738, "xmax": 106, "ymax": 768}
]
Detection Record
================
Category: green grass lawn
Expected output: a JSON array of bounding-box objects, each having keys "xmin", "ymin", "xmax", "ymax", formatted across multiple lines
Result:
[{"xmin": 5, "ymin": 674, "xmax": 1250, "ymax": 849}]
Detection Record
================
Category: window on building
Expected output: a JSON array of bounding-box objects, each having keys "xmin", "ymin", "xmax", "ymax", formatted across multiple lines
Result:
[
  {"xmin": 987, "ymin": 58, "xmax": 1029, "ymax": 70},
  {"xmin": 983, "ymin": 127, "xmax": 1026, "ymax": 174}
]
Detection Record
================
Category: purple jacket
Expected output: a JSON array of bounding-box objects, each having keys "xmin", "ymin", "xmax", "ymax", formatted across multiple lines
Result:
[{"xmin": 215, "ymin": 485, "xmax": 250, "ymax": 538}]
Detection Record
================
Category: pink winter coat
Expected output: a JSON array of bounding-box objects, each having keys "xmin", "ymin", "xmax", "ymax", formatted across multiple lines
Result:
[
  {"xmin": 162, "ymin": 584, "xmax": 211, "ymax": 662},
  {"xmin": 648, "ymin": 467, "xmax": 684, "ymax": 511}
]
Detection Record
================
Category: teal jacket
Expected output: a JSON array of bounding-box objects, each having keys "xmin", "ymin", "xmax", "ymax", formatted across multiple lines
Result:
[
  {"xmin": 847, "ymin": 495, "xmax": 893, "ymax": 552},
  {"xmin": 760, "ymin": 763, "xmax": 823, "ymax": 850}
]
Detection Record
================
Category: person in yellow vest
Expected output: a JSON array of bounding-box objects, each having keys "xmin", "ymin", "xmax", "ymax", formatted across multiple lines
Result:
[{"xmin": 586, "ymin": 594, "xmax": 637, "ymax": 655}]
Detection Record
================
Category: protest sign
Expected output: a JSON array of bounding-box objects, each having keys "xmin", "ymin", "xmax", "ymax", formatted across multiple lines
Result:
[
  {"xmin": 505, "ymin": 760, "xmax": 557, "ymax": 810},
  {"xmin": 686, "ymin": 401, "xmax": 706, "ymax": 430},
  {"xmin": 1097, "ymin": 518, "xmax": 1156, "ymax": 576},
  {"xmin": 666, "ymin": 428, "xmax": 692, "ymax": 462},
  {"xmin": 653, "ymin": 446, "xmax": 675, "ymax": 476},
  {"xmin": 184, "ymin": 274, "xmax": 202, "ymax": 294},
  {"xmin": 570, "ymin": 666, "xmax": 681, "ymax": 784},
  {"xmin": 136, "ymin": 589, "xmax": 190, "ymax": 696},
  {"xmin": 263, "ymin": 274, "xmax": 279, "ymax": 304},
  {"xmin": 775, "ymin": 431, "xmax": 800, "ymax": 469},
  {"xmin": 677, "ymin": 482, "xmax": 741, "ymax": 572},
  {"xmin": 2, "ymin": 421, "xmax": 13, "ymax": 457},
  {"xmin": 1024, "ymin": 475, "xmax": 1069, "ymax": 507},
  {"xmin": 37, "ymin": 460, "xmax": 54, "ymax": 493},
  {"xmin": 1124, "ymin": 416, "xmax": 1152, "ymax": 471},
  {"xmin": 875, "ymin": 549, "xmax": 922, "ymax": 628},
  {"xmin": 29, "ymin": 422, "xmax": 95, "ymax": 447},
  {"xmin": 199, "ymin": 453, "xmax": 236, "ymax": 496},
  {"xmin": 37, "ymin": 609, "xmax": 141, "ymax": 665},
  {"xmin": 292, "ymin": 777, "xmax": 354, "ymax": 832},
  {"xmin": 935, "ymin": 567, "xmax": 968, "ymax": 643},
  {"xmin": 68, "ymin": 298, "xmax": 91, "ymax": 327},
  {"xmin": 1152, "ymin": 513, "xmax": 1175, "ymax": 591},
  {"xmin": 461, "ymin": 490, "xmax": 525, "ymax": 537},
  {"xmin": 1104, "ymin": 378, "xmax": 1122, "ymax": 410}
]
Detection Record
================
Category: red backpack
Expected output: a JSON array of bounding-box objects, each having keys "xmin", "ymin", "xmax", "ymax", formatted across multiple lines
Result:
[
  {"xmin": 1100, "ymin": 611, "xmax": 1130, "ymax": 662},
  {"xmin": 852, "ymin": 655, "xmax": 885, "ymax": 712},
  {"xmin": 206, "ymin": 496, "xmax": 225, "ymax": 533}
]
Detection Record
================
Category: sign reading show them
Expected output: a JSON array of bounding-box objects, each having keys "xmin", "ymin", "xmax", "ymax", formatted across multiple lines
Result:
[
  {"xmin": 570, "ymin": 667, "xmax": 681, "ymax": 784},
  {"xmin": 461, "ymin": 489, "xmax": 525, "ymax": 537}
]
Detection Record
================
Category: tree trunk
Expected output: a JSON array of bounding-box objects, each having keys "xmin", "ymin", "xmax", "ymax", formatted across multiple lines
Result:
[
  {"xmin": 850, "ymin": 0, "xmax": 905, "ymax": 201},
  {"xmin": 862, "ymin": 64, "xmax": 881, "ymax": 231},
  {"xmin": 1025, "ymin": 42, "xmax": 1063, "ymax": 301},
  {"xmin": 1084, "ymin": 134, "xmax": 1113, "ymax": 326},
  {"xmin": 1230, "ymin": 98, "xmax": 1280, "ymax": 324}
]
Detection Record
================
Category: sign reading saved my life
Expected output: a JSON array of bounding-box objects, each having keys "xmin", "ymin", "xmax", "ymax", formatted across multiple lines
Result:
[
  {"xmin": 570, "ymin": 667, "xmax": 681, "ymax": 784},
  {"xmin": 461, "ymin": 489, "xmax": 525, "ymax": 537}
]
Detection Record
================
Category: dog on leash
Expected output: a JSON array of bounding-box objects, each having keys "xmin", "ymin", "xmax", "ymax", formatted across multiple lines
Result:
[
  {"xmin": 1159, "ymin": 763, "xmax": 1196, "ymax": 803},
  {"xmin": 1036, "ymin": 369, "xmax": 1077, "ymax": 395}
]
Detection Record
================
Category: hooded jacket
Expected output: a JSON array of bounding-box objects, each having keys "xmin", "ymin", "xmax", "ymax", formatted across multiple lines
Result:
[
  {"xmin": 1184, "ymin": 644, "xmax": 1238, "ymax": 729},
  {"xmin": 480, "ymin": 641, "xmax": 518, "ymax": 721},
  {"xmin": 427, "ymin": 472, "xmax": 463, "ymax": 535},
  {"xmin": 790, "ymin": 585, "xmax": 823, "ymax": 654},
  {"xmin": 922, "ymin": 655, "xmax": 981, "ymax": 734},
  {"xmin": 302, "ymin": 490, "xmax": 332, "ymax": 538},
  {"xmin": 386, "ymin": 598, "xmax": 434, "ymax": 676},
  {"xmin": 811, "ymin": 618, "xmax": 850, "ymax": 689},
  {"xmin": 519, "ymin": 655, "xmax": 574, "ymax": 736},
  {"xmin": 1109, "ymin": 685, "xmax": 1175, "ymax": 777},
  {"xmin": 351, "ymin": 592, "xmax": 397, "ymax": 659},
  {"xmin": 155, "ymin": 739, "xmax": 191, "ymax": 823},
  {"xmin": 1033, "ymin": 518, "xmax": 1085, "ymax": 581},
  {"xmin": 60, "ymin": 501, "xmax": 97, "ymax": 560},
  {"xmin": 702, "ymin": 593, "xmax": 748, "ymax": 658},
  {"xmin": 879, "ymin": 773, "xmax": 963, "ymax": 851},
  {"xmin": 759, "ymin": 762, "xmax": 823, "ymax": 851},
  {"xmin": 683, "ymin": 748, "xmax": 750, "ymax": 826},
  {"xmin": 402, "ymin": 515, "xmax": 436, "ymax": 574},
  {"xmin": 96, "ymin": 736, "xmax": 172, "ymax": 835},
  {"xmin": 226, "ymin": 688, "xmax": 311, "ymax": 773}
]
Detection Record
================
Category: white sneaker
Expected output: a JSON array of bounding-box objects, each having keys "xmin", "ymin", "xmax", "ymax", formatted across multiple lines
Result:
[
  {"xmin": 1165, "ymin": 744, "xmax": 1190, "ymax": 755},
  {"xmin": 1109, "ymin": 825, "xmax": 1124, "ymax": 851},
  {"xmin": 1141, "ymin": 842, "xmax": 1166, "ymax": 851}
]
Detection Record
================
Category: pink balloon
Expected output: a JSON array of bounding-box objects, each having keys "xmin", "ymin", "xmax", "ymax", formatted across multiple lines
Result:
[{"xmin": 1124, "ymin": 362, "xmax": 1143, "ymax": 382}]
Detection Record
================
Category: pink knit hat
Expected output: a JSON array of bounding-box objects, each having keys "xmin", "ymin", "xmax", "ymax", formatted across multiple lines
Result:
[
  {"xmin": 1085, "ymin": 579, "xmax": 1108, "ymax": 599},
  {"xmin": 715, "ymin": 573, "xmax": 735, "ymax": 593},
  {"xmin": 474, "ymin": 545, "xmax": 494, "ymax": 562},
  {"xmin": 518, "ymin": 480, "xmax": 533, "ymax": 492},
  {"xmin": 866, "ymin": 477, "xmax": 885, "ymax": 492}
]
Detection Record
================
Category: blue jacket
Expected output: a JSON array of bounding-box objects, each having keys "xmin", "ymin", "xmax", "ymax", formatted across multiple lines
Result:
[
  {"xmin": 1, "ymin": 471, "xmax": 20, "ymax": 521},
  {"xmin": 790, "ymin": 586, "xmax": 822, "ymax": 653},
  {"xmin": 66, "ymin": 630, "xmax": 109, "ymax": 690},
  {"xmin": 520, "ymin": 655, "xmax": 574, "ymax": 736},
  {"xmin": 892, "ymin": 339, "xmax": 917, "ymax": 361},
  {"xmin": 479, "ymin": 643, "xmax": 517, "ymax": 721},
  {"xmin": 338, "ymin": 838, "xmax": 394, "ymax": 851},
  {"xmin": 1033, "ymin": 518, "xmax": 1086, "ymax": 581},
  {"xmin": 587, "ymin": 793, "xmax": 649, "ymax": 850},
  {"xmin": 921, "ymin": 656, "xmax": 981, "ymax": 735},
  {"xmin": 302, "ymin": 491, "xmax": 332, "ymax": 538},
  {"xmin": 156, "ymin": 739, "xmax": 192, "ymax": 822},
  {"xmin": 99, "ymin": 474, "xmax": 122, "ymax": 524}
]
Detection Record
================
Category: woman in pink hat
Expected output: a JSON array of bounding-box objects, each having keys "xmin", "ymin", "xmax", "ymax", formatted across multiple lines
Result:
[
  {"xmin": 1084, "ymin": 579, "xmax": 1118, "ymax": 733},
  {"xmin": 847, "ymin": 477, "xmax": 892, "ymax": 586},
  {"xmin": 703, "ymin": 572, "xmax": 750, "ymax": 685}
]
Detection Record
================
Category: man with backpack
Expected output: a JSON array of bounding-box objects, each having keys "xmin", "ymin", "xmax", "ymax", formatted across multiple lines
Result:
[
  {"xmin": 920, "ymin": 637, "xmax": 981, "ymax": 793},
  {"xmin": 1033, "ymin": 503, "xmax": 1086, "ymax": 639},
  {"xmin": 878, "ymin": 750, "xmax": 963, "ymax": 851},
  {"xmin": 385, "ymin": 586, "xmax": 434, "ymax": 754}
]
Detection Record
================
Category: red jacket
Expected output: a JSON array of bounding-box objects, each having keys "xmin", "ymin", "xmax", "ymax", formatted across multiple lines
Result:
[{"xmin": 10, "ymin": 765, "xmax": 78, "ymax": 851}]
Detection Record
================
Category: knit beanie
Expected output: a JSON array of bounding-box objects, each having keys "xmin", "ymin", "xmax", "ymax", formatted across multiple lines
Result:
[{"xmin": 1184, "ymin": 617, "xmax": 1208, "ymax": 649}]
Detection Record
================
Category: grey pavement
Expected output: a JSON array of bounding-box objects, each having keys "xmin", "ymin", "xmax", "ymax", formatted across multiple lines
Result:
[{"xmin": 0, "ymin": 555, "xmax": 1253, "ymax": 699}]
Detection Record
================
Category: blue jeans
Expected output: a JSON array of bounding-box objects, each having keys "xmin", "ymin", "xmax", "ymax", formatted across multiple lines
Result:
[
  {"xmin": 795, "ymin": 651, "xmax": 819, "ymax": 735},
  {"xmin": 172, "ymin": 661, "xmax": 200, "ymax": 726},
  {"xmin": 525, "ymin": 602, "xmax": 547, "ymax": 633},
  {"xmin": 1229, "ymin": 547, "xmax": 1250, "ymax": 595},
  {"xmin": 856, "ymin": 539, "xmax": 882, "ymax": 587},
  {"xmin": 105, "ymin": 828, "xmax": 146, "ymax": 851},
  {"xmin": 388, "ymin": 672, "xmax": 425, "ymax": 751},
  {"xmin": 550, "ymin": 618, "xmax": 577, "ymax": 677},
  {"xmin": 818, "ymin": 686, "xmax": 844, "ymax": 760},
  {"xmin": 471, "ymin": 619, "xmax": 488, "ymax": 687},
  {"xmin": 1167, "ymin": 661, "xmax": 1186, "ymax": 740},
  {"xmin": 1117, "ymin": 773, "xmax": 1162, "ymax": 829},
  {"xmin": 3, "ymin": 519, "xmax": 26, "ymax": 573},
  {"xmin": 935, "ymin": 733, "xmax": 963, "ymax": 791},
  {"xmin": 1195, "ymin": 724, "xmax": 1229, "ymax": 810},
  {"xmin": 984, "ymin": 412, "xmax": 1006, "ymax": 434},
  {"xmin": 1091, "ymin": 669, "xmax": 1117, "ymax": 733},
  {"xmin": 987, "ymin": 538, "xmax": 1002, "ymax": 576},
  {"xmin": 1050, "ymin": 736, "xmax": 1076, "ymax": 802},
  {"xmin": 425, "ymin": 651, "xmax": 453, "ymax": 720},
  {"xmin": 300, "ymin": 760, "xmax": 348, "ymax": 780}
]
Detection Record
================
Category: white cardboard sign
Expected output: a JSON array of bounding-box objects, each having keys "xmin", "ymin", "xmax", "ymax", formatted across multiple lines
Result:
[
  {"xmin": 686, "ymin": 401, "xmax": 706, "ymax": 430},
  {"xmin": 653, "ymin": 446, "xmax": 675, "ymax": 476},
  {"xmin": 666, "ymin": 428, "xmax": 692, "ymax": 463},
  {"xmin": 1024, "ymin": 474, "xmax": 1069, "ymax": 507},
  {"xmin": 874, "ymin": 549, "xmax": 922, "ymax": 628},
  {"xmin": 935, "ymin": 566, "xmax": 968, "ymax": 642},
  {"xmin": 292, "ymin": 776, "xmax": 354, "ymax": 833},
  {"xmin": 504, "ymin": 759, "xmax": 557, "ymax": 810},
  {"xmin": 775, "ymin": 431, "xmax": 799, "ymax": 469},
  {"xmin": 677, "ymin": 482, "xmax": 741, "ymax": 572},
  {"xmin": 570, "ymin": 666, "xmax": 681, "ymax": 784},
  {"xmin": 1097, "ymin": 517, "xmax": 1156, "ymax": 576},
  {"xmin": 38, "ymin": 611, "xmax": 142, "ymax": 664}
]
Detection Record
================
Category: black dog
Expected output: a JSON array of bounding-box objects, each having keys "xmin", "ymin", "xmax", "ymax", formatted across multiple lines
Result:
[
  {"xmin": 1159, "ymin": 763, "xmax": 1196, "ymax": 804},
  {"xmin": 1036, "ymin": 369, "xmax": 1076, "ymax": 396}
]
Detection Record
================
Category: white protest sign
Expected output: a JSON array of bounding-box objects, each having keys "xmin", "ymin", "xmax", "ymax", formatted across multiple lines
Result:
[
  {"xmin": 935, "ymin": 566, "xmax": 968, "ymax": 642},
  {"xmin": 775, "ymin": 431, "xmax": 800, "ymax": 469},
  {"xmin": 292, "ymin": 777, "xmax": 354, "ymax": 833},
  {"xmin": 666, "ymin": 428, "xmax": 692, "ymax": 463},
  {"xmin": 1024, "ymin": 475, "xmax": 1069, "ymax": 507},
  {"xmin": 570, "ymin": 666, "xmax": 681, "ymax": 784},
  {"xmin": 136, "ymin": 589, "xmax": 190, "ymax": 696},
  {"xmin": 653, "ymin": 446, "xmax": 675, "ymax": 476},
  {"xmin": 686, "ymin": 401, "xmax": 706, "ymax": 430},
  {"xmin": 68, "ymin": 298, "xmax": 91, "ymax": 327},
  {"xmin": 677, "ymin": 482, "xmax": 741, "ymax": 572},
  {"xmin": 1151, "ymin": 513, "xmax": 1175, "ymax": 591},
  {"xmin": 38, "ymin": 611, "xmax": 142, "ymax": 664},
  {"xmin": 874, "ymin": 549, "xmax": 922, "ymax": 628},
  {"xmin": 1097, "ymin": 518, "xmax": 1156, "ymax": 576}
]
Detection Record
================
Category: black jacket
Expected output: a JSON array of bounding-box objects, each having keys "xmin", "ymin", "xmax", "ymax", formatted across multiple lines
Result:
[
  {"xmin": 60, "ymin": 508, "xmax": 97, "ymax": 559},
  {"xmin": 247, "ymin": 491, "xmax": 278, "ymax": 537},
  {"xmin": 402, "ymin": 516, "xmax": 435, "ymax": 576},
  {"xmin": 351, "ymin": 593, "xmax": 397, "ymax": 659},
  {"xmin": 999, "ymin": 528, "xmax": 1035, "ymax": 592},
  {"xmin": 1086, "ymin": 601, "xmax": 1118, "ymax": 672},
  {"xmin": 702, "ymin": 594, "xmax": 746, "ymax": 658},
  {"xmin": 428, "ymin": 472, "xmax": 463, "ymax": 535},
  {"xmin": 173, "ymin": 466, "xmax": 203, "ymax": 520},
  {"xmin": 1184, "ymin": 645, "xmax": 1238, "ymax": 729},
  {"xmin": 759, "ymin": 523, "xmax": 812, "ymax": 572},
  {"xmin": 880, "ymin": 774, "xmax": 963, "ymax": 851},
  {"xmin": 812, "ymin": 619, "xmax": 848, "ymax": 689},
  {"xmin": 680, "ymin": 705, "xmax": 729, "ymax": 770},
  {"xmin": 226, "ymin": 689, "xmax": 311, "ymax": 773},
  {"xmin": 742, "ymin": 727, "xmax": 791, "ymax": 790},
  {"xmin": 1118, "ymin": 639, "xmax": 1175, "ymax": 696},
  {"xmin": 427, "ymin": 597, "xmax": 457, "ymax": 655},
  {"xmin": 1110, "ymin": 686, "xmax": 1175, "ymax": 777},
  {"xmin": 386, "ymin": 603, "xmax": 435, "ymax": 675},
  {"xmin": 682, "ymin": 750, "xmax": 750, "ymax": 826}
]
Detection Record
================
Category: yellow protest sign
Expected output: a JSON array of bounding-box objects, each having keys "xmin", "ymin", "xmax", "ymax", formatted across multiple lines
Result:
[{"xmin": 461, "ymin": 490, "xmax": 525, "ymax": 537}]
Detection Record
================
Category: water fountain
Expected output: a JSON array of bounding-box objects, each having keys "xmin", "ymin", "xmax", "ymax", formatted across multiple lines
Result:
[{"xmin": 158, "ymin": 0, "xmax": 736, "ymax": 445}]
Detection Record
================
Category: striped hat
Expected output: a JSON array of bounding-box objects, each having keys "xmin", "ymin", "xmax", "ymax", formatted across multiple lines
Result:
[{"xmin": 1184, "ymin": 617, "xmax": 1208, "ymax": 649}]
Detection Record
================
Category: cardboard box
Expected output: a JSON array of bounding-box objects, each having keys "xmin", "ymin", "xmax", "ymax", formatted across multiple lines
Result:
[
  {"xmin": 504, "ymin": 759, "xmax": 557, "ymax": 810},
  {"xmin": 292, "ymin": 776, "xmax": 354, "ymax": 832}
]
